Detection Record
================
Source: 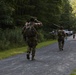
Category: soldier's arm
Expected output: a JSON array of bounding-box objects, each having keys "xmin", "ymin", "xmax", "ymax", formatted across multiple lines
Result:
[
  {"xmin": 35, "ymin": 21, "xmax": 43, "ymax": 26},
  {"xmin": 25, "ymin": 22, "xmax": 30, "ymax": 28},
  {"xmin": 34, "ymin": 19, "xmax": 43, "ymax": 26}
]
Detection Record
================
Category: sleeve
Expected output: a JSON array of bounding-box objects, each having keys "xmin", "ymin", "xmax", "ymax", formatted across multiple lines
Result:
[
  {"xmin": 25, "ymin": 22, "xmax": 28, "ymax": 27},
  {"xmin": 34, "ymin": 21, "xmax": 43, "ymax": 26}
]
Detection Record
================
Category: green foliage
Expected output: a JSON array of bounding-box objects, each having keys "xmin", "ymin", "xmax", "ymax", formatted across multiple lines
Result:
[
  {"xmin": 0, "ymin": 28, "xmax": 25, "ymax": 51},
  {"xmin": 0, "ymin": 40, "xmax": 56, "ymax": 60},
  {"xmin": 0, "ymin": 1, "xmax": 13, "ymax": 29},
  {"xmin": 0, "ymin": 28, "xmax": 47, "ymax": 51},
  {"xmin": 38, "ymin": 30, "xmax": 45, "ymax": 42},
  {"xmin": 60, "ymin": 0, "xmax": 73, "ymax": 29},
  {"xmin": 0, "ymin": 0, "xmax": 73, "ymax": 30},
  {"xmin": 70, "ymin": 70, "xmax": 76, "ymax": 75},
  {"xmin": 0, "ymin": 0, "xmax": 73, "ymax": 50}
]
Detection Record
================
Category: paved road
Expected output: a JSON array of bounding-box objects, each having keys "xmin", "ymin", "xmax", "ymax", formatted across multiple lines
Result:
[{"xmin": 0, "ymin": 35, "xmax": 76, "ymax": 75}]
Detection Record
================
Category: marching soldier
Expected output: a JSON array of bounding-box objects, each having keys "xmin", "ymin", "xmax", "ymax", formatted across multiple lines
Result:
[
  {"xmin": 22, "ymin": 17, "xmax": 42, "ymax": 60},
  {"xmin": 57, "ymin": 26, "xmax": 66, "ymax": 51}
]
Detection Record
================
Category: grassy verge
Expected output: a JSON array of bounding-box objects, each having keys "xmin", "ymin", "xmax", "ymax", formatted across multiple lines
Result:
[
  {"xmin": 70, "ymin": 70, "xmax": 76, "ymax": 75},
  {"xmin": 0, "ymin": 40, "xmax": 57, "ymax": 60}
]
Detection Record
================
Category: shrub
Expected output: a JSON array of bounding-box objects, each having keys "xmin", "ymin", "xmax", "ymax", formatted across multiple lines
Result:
[
  {"xmin": 0, "ymin": 28, "xmax": 56, "ymax": 51},
  {"xmin": 0, "ymin": 28, "xmax": 25, "ymax": 51}
]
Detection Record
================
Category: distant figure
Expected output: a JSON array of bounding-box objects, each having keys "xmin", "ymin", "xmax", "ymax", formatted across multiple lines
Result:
[
  {"xmin": 22, "ymin": 17, "xmax": 42, "ymax": 60},
  {"xmin": 73, "ymin": 31, "xmax": 75, "ymax": 39},
  {"xmin": 57, "ymin": 26, "xmax": 66, "ymax": 51}
]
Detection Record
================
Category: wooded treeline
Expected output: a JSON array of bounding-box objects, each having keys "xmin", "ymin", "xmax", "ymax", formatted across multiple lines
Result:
[
  {"xmin": 0, "ymin": 0, "xmax": 73, "ymax": 29},
  {"xmin": 0, "ymin": 0, "xmax": 75, "ymax": 50}
]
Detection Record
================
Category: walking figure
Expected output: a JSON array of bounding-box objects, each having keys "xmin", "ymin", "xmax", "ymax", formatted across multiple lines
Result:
[
  {"xmin": 22, "ymin": 17, "xmax": 42, "ymax": 60},
  {"xmin": 73, "ymin": 31, "xmax": 75, "ymax": 39},
  {"xmin": 57, "ymin": 26, "xmax": 66, "ymax": 51}
]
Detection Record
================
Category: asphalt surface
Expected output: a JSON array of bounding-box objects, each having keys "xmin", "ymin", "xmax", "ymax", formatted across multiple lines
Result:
[{"xmin": 0, "ymin": 35, "xmax": 76, "ymax": 75}]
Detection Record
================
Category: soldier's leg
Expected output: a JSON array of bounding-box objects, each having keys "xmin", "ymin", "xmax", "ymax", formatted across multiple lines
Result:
[
  {"xmin": 26, "ymin": 46, "xmax": 31, "ymax": 60},
  {"xmin": 58, "ymin": 40, "xmax": 62, "ymax": 51},
  {"xmin": 31, "ymin": 39, "xmax": 37, "ymax": 60},
  {"xmin": 62, "ymin": 39, "xmax": 64, "ymax": 50},
  {"xmin": 73, "ymin": 34, "xmax": 75, "ymax": 39},
  {"xmin": 31, "ymin": 46, "xmax": 36, "ymax": 60}
]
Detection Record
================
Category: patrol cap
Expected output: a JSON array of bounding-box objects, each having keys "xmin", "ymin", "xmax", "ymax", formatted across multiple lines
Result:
[{"xmin": 60, "ymin": 26, "xmax": 63, "ymax": 30}]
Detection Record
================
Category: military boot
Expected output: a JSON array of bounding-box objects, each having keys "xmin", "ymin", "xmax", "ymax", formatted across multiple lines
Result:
[{"xmin": 31, "ymin": 55, "xmax": 35, "ymax": 60}]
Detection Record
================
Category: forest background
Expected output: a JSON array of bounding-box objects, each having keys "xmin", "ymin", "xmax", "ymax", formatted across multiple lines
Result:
[{"xmin": 0, "ymin": 0, "xmax": 75, "ymax": 50}]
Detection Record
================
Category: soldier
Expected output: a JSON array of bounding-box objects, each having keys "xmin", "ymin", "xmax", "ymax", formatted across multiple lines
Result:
[
  {"xmin": 73, "ymin": 31, "xmax": 75, "ymax": 39},
  {"xmin": 22, "ymin": 17, "xmax": 42, "ymax": 60},
  {"xmin": 57, "ymin": 26, "xmax": 66, "ymax": 51}
]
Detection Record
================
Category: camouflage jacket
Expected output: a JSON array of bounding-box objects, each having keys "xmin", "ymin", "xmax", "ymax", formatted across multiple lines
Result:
[{"xmin": 57, "ymin": 30, "xmax": 65, "ymax": 40}]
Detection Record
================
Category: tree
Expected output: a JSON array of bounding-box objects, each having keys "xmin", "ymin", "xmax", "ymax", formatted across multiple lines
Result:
[
  {"xmin": 60, "ymin": 0, "xmax": 73, "ymax": 29},
  {"xmin": 0, "ymin": 1, "xmax": 14, "ymax": 29}
]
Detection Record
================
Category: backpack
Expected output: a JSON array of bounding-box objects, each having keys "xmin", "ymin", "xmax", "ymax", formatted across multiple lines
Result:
[
  {"xmin": 24, "ymin": 25, "xmax": 37, "ymax": 38},
  {"xmin": 58, "ymin": 30, "xmax": 65, "ymax": 39}
]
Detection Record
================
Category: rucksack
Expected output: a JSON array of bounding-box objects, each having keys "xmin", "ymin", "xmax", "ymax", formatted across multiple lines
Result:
[
  {"xmin": 24, "ymin": 25, "xmax": 37, "ymax": 38},
  {"xmin": 58, "ymin": 30, "xmax": 65, "ymax": 39}
]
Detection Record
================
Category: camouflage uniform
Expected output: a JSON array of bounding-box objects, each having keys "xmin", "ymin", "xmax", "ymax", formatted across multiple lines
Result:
[
  {"xmin": 22, "ymin": 18, "xmax": 42, "ymax": 60},
  {"xmin": 57, "ymin": 28, "xmax": 65, "ymax": 51},
  {"xmin": 26, "ymin": 37, "xmax": 37, "ymax": 60}
]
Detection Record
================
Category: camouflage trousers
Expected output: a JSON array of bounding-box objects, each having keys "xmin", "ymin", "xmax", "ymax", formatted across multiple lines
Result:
[
  {"xmin": 58, "ymin": 38, "xmax": 64, "ymax": 51},
  {"xmin": 26, "ymin": 37, "xmax": 38, "ymax": 60}
]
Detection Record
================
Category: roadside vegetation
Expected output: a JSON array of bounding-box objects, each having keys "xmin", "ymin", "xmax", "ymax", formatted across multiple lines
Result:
[
  {"xmin": 0, "ymin": 40, "xmax": 56, "ymax": 60},
  {"xmin": 70, "ymin": 70, "xmax": 76, "ymax": 75},
  {"xmin": 0, "ymin": 0, "xmax": 75, "ymax": 60},
  {"xmin": 0, "ymin": 0, "xmax": 73, "ymax": 51}
]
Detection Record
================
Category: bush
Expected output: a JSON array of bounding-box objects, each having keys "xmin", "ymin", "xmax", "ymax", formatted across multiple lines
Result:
[
  {"xmin": 0, "ymin": 28, "xmax": 25, "ymax": 51},
  {"xmin": 0, "ymin": 1, "xmax": 14, "ymax": 29},
  {"xmin": 0, "ymin": 28, "xmax": 56, "ymax": 51},
  {"xmin": 37, "ymin": 30, "xmax": 45, "ymax": 42}
]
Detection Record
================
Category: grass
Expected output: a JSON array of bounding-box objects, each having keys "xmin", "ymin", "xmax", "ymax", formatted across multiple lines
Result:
[
  {"xmin": 0, "ymin": 40, "xmax": 57, "ymax": 60},
  {"xmin": 71, "ymin": 70, "xmax": 76, "ymax": 75}
]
